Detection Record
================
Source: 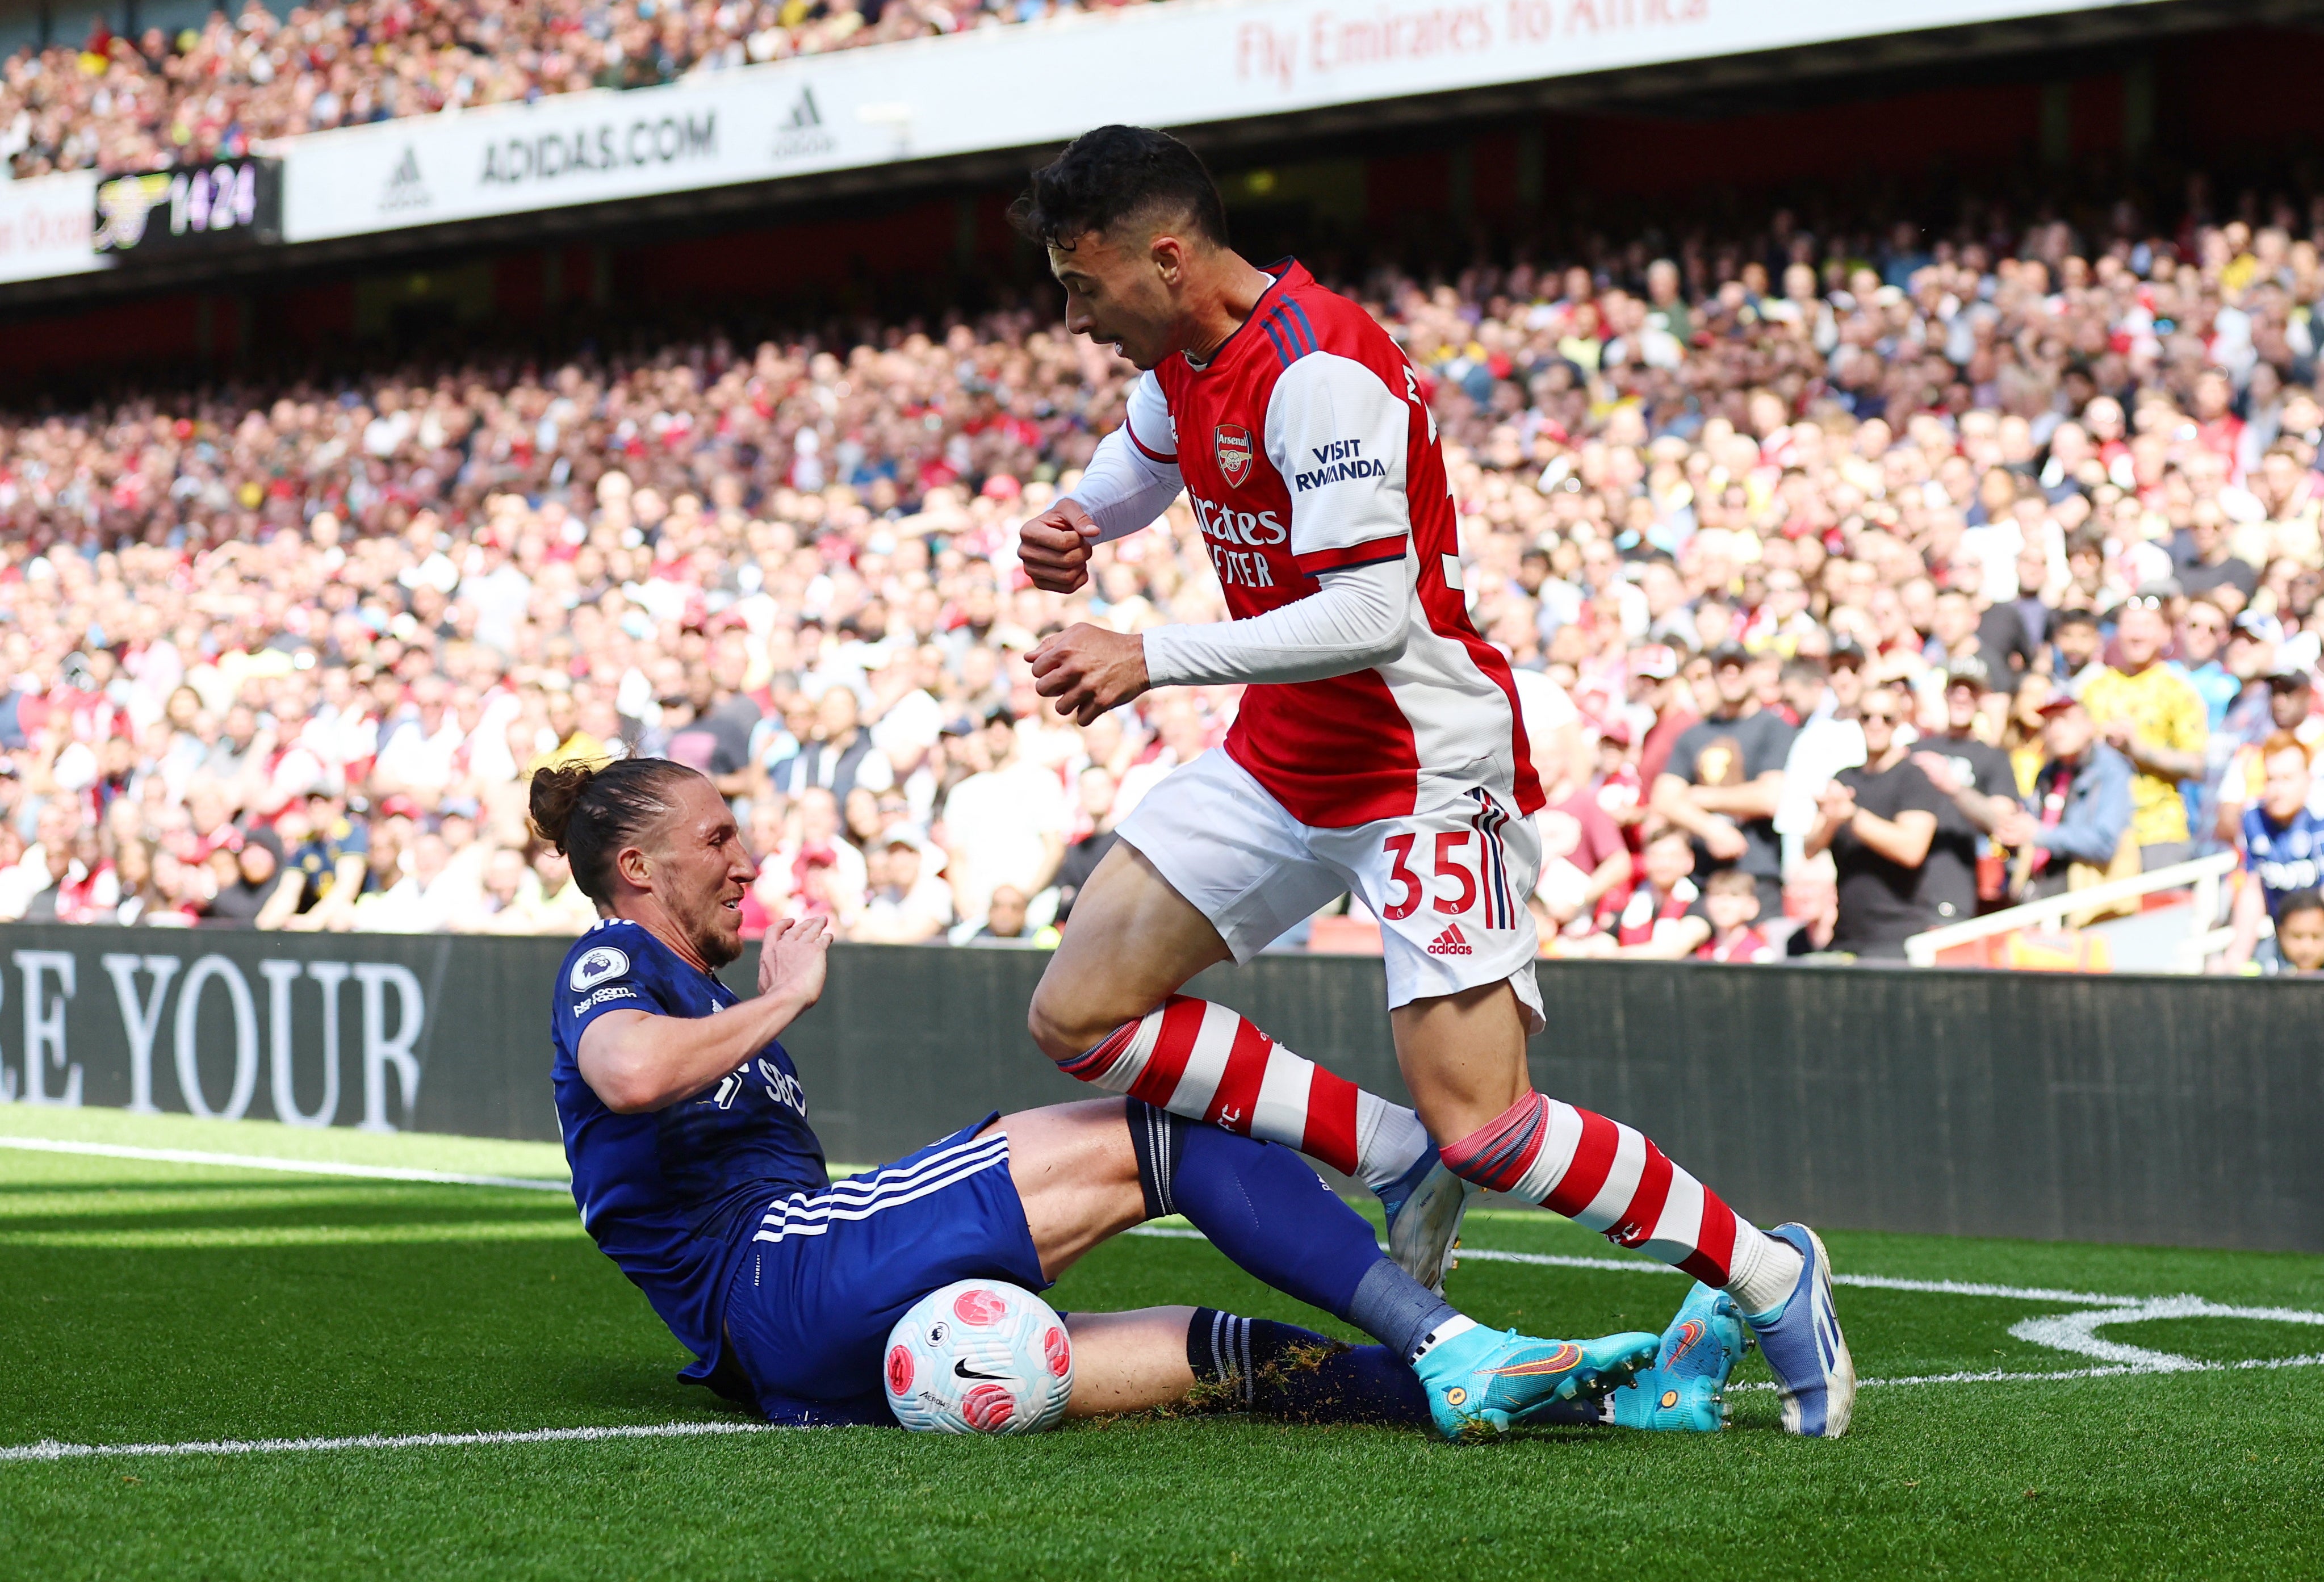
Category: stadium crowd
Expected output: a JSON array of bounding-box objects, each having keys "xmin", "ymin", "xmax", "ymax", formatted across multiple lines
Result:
[
  {"xmin": 3, "ymin": 0, "xmax": 1159, "ymax": 177},
  {"xmin": 2, "ymin": 181, "xmax": 2323, "ymax": 970}
]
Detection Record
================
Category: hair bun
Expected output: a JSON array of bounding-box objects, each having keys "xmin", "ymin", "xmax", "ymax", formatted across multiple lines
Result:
[{"xmin": 526, "ymin": 760, "xmax": 599, "ymax": 852}]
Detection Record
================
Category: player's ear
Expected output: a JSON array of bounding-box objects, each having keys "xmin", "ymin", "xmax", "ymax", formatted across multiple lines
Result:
[
  {"xmin": 615, "ymin": 844, "xmax": 652, "ymax": 888},
  {"xmin": 1150, "ymin": 230, "xmax": 1187, "ymax": 285}
]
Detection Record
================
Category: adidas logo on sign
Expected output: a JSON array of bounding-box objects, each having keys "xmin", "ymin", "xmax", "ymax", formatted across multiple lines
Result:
[
  {"xmin": 380, "ymin": 147, "xmax": 430, "ymax": 213},
  {"xmin": 771, "ymin": 87, "xmax": 838, "ymax": 160},
  {"xmin": 1426, "ymin": 923, "xmax": 1472, "ymax": 956}
]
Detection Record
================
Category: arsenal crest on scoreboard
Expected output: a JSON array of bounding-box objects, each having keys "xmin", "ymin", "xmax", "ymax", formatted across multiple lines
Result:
[{"xmin": 1214, "ymin": 423, "xmax": 1254, "ymax": 487}]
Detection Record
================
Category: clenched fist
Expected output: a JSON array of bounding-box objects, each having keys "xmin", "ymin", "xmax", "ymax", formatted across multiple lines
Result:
[{"xmin": 1018, "ymin": 498, "xmax": 1100, "ymax": 595}]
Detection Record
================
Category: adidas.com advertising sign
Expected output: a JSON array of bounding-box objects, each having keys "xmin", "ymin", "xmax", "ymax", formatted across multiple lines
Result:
[
  {"xmin": 274, "ymin": 0, "xmax": 2137, "ymax": 245},
  {"xmin": 280, "ymin": 74, "xmax": 852, "ymax": 242}
]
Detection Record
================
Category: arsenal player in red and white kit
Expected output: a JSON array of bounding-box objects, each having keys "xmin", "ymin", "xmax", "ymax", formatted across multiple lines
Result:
[{"xmin": 1014, "ymin": 127, "xmax": 1852, "ymax": 1436}]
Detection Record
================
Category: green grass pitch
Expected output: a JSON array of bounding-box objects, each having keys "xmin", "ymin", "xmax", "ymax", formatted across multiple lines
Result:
[{"xmin": 2, "ymin": 1107, "xmax": 2319, "ymax": 1581}]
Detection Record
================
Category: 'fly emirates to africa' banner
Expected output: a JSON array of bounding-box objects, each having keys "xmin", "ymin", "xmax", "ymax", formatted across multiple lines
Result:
[{"xmin": 269, "ymin": 0, "xmax": 2154, "ymax": 244}]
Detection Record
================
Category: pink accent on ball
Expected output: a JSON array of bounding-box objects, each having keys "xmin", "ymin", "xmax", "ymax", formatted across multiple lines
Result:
[
  {"xmin": 961, "ymin": 1383, "xmax": 1016, "ymax": 1432},
  {"xmin": 953, "ymin": 1287, "xmax": 1010, "ymax": 1326}
]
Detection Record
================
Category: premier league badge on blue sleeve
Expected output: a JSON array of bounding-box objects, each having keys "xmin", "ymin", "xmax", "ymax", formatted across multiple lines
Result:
[{"xmin": 570, "ymin": 945, "xmax": 630, "ymax": 992}]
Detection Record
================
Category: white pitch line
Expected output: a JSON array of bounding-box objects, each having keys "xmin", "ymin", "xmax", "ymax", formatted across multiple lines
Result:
[
  {"xmin": 1136, "ymin": 1227, "xmax": 2155, "ymax": 1308},
  {"xmin": 1731, "ymin": 1351, "xmax": 2324, "ymax": 1392},
  {"xmin": 0, "ymin": 1418, "xmax": 806, "ymax": 1464},
  {"xmin": 1452, "ymin": 1246, "xmax": 2151, "ymax": 1308},
  {"xmin": 0, "ymin": 1149, "xmax": 2218, "ymax": 1307},
  {"xmin": 14, "ymin": 1353, "xmax": 2324, "ymax": 1466},
  {"xmin": 0, "ymin": 1136, "xmax": 571, "ymax": 1193}
]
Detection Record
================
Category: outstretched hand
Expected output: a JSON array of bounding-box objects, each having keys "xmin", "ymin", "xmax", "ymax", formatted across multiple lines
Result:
[
  {"xmin": 1029, "ymin": 623, "xmax": 1151, "ymax": 726},
  {"xmin": 1019, "ymin": 499, "xmax": 1099, "ymax": 595},
  {"xmin": 758, "ymin": 914, "xmax": 831, "ymax": 1009}
]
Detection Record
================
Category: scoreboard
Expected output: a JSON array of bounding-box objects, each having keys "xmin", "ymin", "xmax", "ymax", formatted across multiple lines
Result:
[{"xmin": 92, "ymin": 158, "xmax": 281, "ymax": 256}]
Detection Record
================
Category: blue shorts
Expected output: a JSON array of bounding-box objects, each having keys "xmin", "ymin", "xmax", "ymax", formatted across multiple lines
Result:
[{"xmin": 721, "ymin": 1115, "xmax": 1048, "ymax": 1426}]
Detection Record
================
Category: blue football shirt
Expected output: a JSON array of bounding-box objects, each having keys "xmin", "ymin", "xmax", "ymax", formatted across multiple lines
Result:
[
  {"xmin": 550, "ymin": 918, "xmax": 828, "ymax": 1386},
  {"xmin": 2241, "ymin": 805, "xmax": 2324, "ymax": 919}
]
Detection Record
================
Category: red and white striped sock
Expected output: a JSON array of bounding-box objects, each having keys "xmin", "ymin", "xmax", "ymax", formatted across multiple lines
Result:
[
  {"xmin": 1059, "ymin": 995, "xmax": 1430, "ymax": 1192},
  {"xmin": 1439, "ymin": 1090, "xmax": 1801, "ymax": 1308}
]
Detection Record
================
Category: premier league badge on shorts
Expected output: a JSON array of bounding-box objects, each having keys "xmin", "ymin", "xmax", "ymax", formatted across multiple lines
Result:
[{"xmin": 1215, "ymin": 422, "xmax": 1254, "ymax": 487}]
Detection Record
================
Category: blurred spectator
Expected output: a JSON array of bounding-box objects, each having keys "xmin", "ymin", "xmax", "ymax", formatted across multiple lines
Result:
[
  {"xmin": 2049, "ymin": 609, "xmax": 2104, "ymax": 691},
  {"xmin": 1772, "ymin": 648, "xmax": 1865, "ymax": 872},
  {"xmin": 2176, "ymin": 595, "xmax": 2242, "ymax": 729},
  {"xmin": 354, "ymin": 828, "xmax": 471, "ymax": 931},
  {"xmin": 1806, "ymin": 680, "xmax": 1944, "ymax": 959},
  {"xmin": 2258, "ymin": 888, "xmax": 2324, "ymax": 975},
  {"xmin": 2224, "ymin": 734, "xmax": 2324, "ymax": 971},
  {"xmin": 966, "ymin": 883, "xmax": 1047, "ymax": 948},
  {"xmin": 1531, "ymin": 775, "xmax": 1630, "ymax": 938},
  {"xmin": 765, "ymin": 686, "xmax": 891, "ymax": 803},
  {"xmin": 940, "ymin": 709, "xmax": 1067, "ymax": 928},
  {"xmin": 1994, "ymin": 696, "xmax": 2136, "ymax": 901},
  {"xmin": 202, "ymin": 825, "xmax": 289, "ymax": 927},
  {"xmin": 479, "ymin": 842, "xmax": 597, "ymax": 935},
  {"xmin": 1695, "ymin": 867, "xmax": 1777, "ymax": 964},
  {"xmin": 1052, "ymin": 765, "xmax": 1120, "ymax": 925},
  {"xmin": 2079, "ymin": 598, "xmax": 2209, "ymax": 870},
  {"xmin": 1568, "ymin": 824, "xmax": 1705, "ymax": 959},
  {"xmin": 853, "ymin": 830, "xmax": 953, "ymax": 944},
  {"xmin": 1911, "ymin": 662, "xmax": 2024, "ymax": 918},
  {"xmin": 1652, "ymin": 643, "xmax": 1794, "ymax": 914}
]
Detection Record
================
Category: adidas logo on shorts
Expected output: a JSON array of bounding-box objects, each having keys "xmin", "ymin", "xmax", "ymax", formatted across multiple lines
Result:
[{"xmin": 1426, "ymin": 923, "xmax": 1472, "ymax": 956}]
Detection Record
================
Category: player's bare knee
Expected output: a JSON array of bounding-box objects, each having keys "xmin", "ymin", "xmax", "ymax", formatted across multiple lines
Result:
[{"xmin": 1025, "ymin": 980, "xmax": 1091, "ymax": 1064}]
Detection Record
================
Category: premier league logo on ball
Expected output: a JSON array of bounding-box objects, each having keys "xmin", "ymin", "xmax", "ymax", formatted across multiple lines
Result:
[{"xmin": 1214, "ymin": 422, "xmax": 1254, "ymax": 487}]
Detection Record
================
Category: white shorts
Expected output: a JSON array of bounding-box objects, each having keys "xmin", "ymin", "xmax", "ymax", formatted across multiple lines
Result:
[{"xmin": 1116, "ymin": 750, "xmax": 1544, "ymax": 1032}]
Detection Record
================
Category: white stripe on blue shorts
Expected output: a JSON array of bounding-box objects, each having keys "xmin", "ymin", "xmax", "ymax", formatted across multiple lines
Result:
[{"xmin": 752, "ymin": 1132, "xmax": 1011, "ymax": 1245}]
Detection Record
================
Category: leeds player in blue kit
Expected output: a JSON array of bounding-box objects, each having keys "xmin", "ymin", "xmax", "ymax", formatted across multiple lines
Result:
[{"xmin": 538, "ymin": 756, "xmax": 1737, "ymax": 1438}]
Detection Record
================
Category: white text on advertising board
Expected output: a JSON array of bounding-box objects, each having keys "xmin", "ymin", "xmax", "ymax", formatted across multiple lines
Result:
[
  {"xmin": 1234, "ymin": 0, "xmax": 1709, "ymax": 93},
  {"xmin": 1, "ymin": 948, "xmax": 429, "ymax": 1132},
  {"xmin": 480, "ymin": 111, "xmax": 718, "ymax": 187}
]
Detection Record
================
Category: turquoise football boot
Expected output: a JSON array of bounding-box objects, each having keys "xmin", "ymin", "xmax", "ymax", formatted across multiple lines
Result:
[
  {"xmin": 1411, "ymin": 1325, "xmax": 1659, "ymax": 1442},
  {"xmin": 1608, "ymin": 1282, "xmax": 1749, "ymax": 1430},
  {"xmin": 1509, "ymin": 1280, "xmax": 1748, "ymax": 1432}
]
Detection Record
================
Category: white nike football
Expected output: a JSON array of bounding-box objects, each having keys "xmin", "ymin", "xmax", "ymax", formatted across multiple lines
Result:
[{"xmin": 883, "ymin": 1280, "xmax": 1074, "ymax": 1434}]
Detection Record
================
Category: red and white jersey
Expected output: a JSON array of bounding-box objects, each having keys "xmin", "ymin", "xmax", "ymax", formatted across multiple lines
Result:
[{"xmin": 1131, "ymin": 261, "xmax": 1541, "ymax": 828}]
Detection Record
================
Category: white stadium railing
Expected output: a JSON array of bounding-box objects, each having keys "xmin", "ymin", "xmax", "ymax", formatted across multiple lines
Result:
[{"xmin": 1901, "ymin": 850, "xmax": 2239, "ymax": 973}]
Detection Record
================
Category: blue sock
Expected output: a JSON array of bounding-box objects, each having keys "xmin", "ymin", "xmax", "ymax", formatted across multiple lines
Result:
[
  {"xmin": 1185, "ymin": 1309, "xmax": 1429, "ymax": 1427},
  {"xmin": 1129, "ymin": 1100, "xmax": 1459, "ymax": 1357}
]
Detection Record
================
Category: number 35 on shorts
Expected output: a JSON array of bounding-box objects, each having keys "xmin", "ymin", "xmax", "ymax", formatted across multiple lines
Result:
[{"xmin": 1372, "ymin": 790, "xmax": 1531, "ymax": 936}]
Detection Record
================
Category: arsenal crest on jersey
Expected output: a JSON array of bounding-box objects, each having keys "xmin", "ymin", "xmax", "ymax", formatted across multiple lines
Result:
[{"xmin": 1214, "ymin": 423, "xmax": 1254, "ymax": 488}]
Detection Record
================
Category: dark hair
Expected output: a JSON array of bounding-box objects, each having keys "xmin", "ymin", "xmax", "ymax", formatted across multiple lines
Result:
[
  {"xmin": 527, "ymin": 755, "xmax": 700, "ymax": 904},
  {"xmin": 1703, "ymin": 867, "xmax": 1759, "ymax": 899},
  {"xmin": 2054, "ymin": 607, "xmax": 2100, "ymax": 632},
  {"xmin": 2279, "ymin": 888, "xmax": 2324, "ymax": 926},
  {"xmin": 1010, "ymin": 125, "xmax": 1230, "ymax": 250}
]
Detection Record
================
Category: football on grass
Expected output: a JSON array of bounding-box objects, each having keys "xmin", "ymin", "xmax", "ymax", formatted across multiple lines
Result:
[{"xmin": 884, "ymin": 1280, "xmax": 1074, "ymax": 1434}]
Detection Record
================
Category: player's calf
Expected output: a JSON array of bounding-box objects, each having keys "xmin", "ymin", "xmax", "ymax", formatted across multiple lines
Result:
[
  {"xmin": 1435, "ymin": 1091, "xmax": 1811, "ymax": 1332},
  {"xmin": 1078, "ymin": 998, "xmax": 1431, "ymax": 1196}
]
